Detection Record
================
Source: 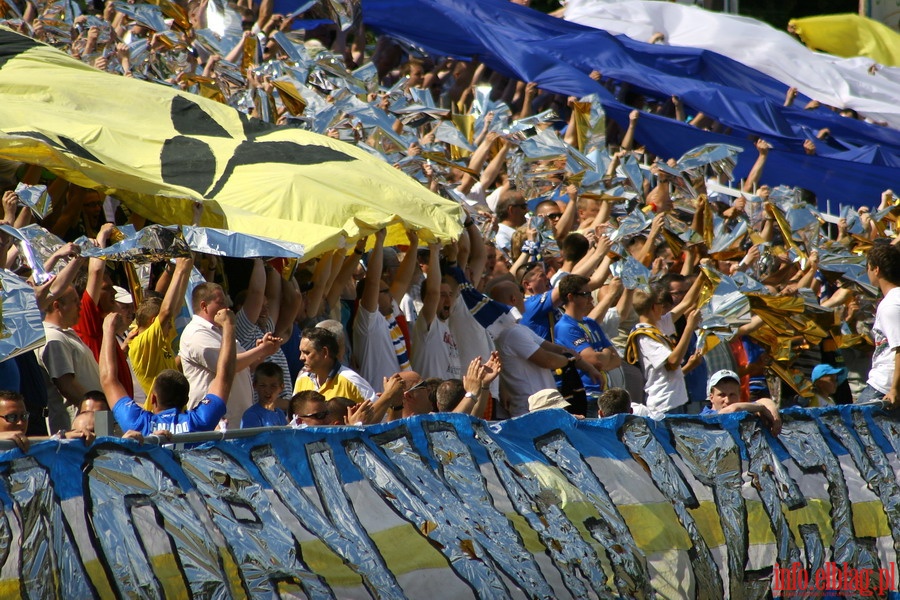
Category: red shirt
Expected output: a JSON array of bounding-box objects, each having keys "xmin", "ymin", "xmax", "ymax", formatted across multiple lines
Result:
[{"xmin": 73, "ymin": 291, "xmax": 134, "ymax": 397}]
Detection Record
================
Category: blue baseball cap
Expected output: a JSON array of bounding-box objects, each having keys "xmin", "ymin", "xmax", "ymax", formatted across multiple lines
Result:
[{"xmin": 811, "ymin": 364, "xmax": 843, "ymax": 383}]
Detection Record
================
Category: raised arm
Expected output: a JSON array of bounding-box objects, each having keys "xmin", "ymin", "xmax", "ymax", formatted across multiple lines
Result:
[
  {"xmin": 390, "ymin": 230, "xmax": 419, "ymax": 304},
  {"xmin": 418, "ymin": 242, "xmax": 442, "ymax": 326},
  {"xmin": 208, "ymin": 309, "xmax": 237, "ymax": 402},
  {"xmin": 86, "ymin": 223, "xmax": 115, "ymax": 305},
  {"xmin": 360, "ymin": 229, "xmax": 386, "ymax": 312},
  {"xmin": 240, "ymin": 258, "xmax": 267, "ymax": 324},
  {"xmin": 158, "ymin": 257, "xmax": 193, "ymax": 335},
  {"xmin": 742, "ymin": 139, "xmax": 771, "ymax": 193},
  {"xmin": 100, "ymin": 312, "xmax": 128, "ymax": 408}
]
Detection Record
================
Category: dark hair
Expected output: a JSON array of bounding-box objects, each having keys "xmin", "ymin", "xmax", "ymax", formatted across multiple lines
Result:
[
  {"xmin": 0, "ymin": 390, "xmax": 24, "ymax": 404},
  {"xmin": 659, "ymin": 273, "xmax": 686, "ymax": 288},
  {"xmin": 558, "ymin": 274, "xmax": 590, "ymax": 304},
  {"xmin": 289, "ymin": 390, "xmax": 326, "ymax": 417},
  {"xmin": 496, "ymin": 190, "xmax": 525, "ymax": 218},
  {"xmin": 301, "ymin": 327, "xmax": 339, "ymax": 359},
  {"xmin": 152, "ymin": 369, "xmax": 191, "ymax": 410},
  {"xmin": 561, "ymin": 232, "xmax": 590, "ymax": 263},
  {"xmin": 254, "ymin": 361, "xmax": 284, "ymax": 382},
  {"xmin": 868, "ymin": 241, "xmax": 900, "ymax": 286},
  {"xmin": 328, "ymin": 397, "xmax": 355, "ymax": 423},
  {"xmin": 81, "ymin": 390, "xmax": 109, "ymax": 412},
  {"xmin": 598, "ymin": 388, "xmax": 631, "ymax": 417},
  {"xmin": 436, "ymin": 379, "xmax": 466, "ymax": 412}
]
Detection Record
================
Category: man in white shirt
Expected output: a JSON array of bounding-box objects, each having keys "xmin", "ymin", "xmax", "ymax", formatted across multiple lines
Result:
[
  {"xmin": 411, "ymin": 242, "xmax": 460, "ymax": 380},
  {"xmin": 860, "ymin": 242, "xmax": 900, "ymax": 404},
  {"xmin": 179, "ymin": 282, "xmax": 282, "ymax": 426},
  {"xmin": 494, "ymin": 190, "xmax": 528, "ymax": 253}
]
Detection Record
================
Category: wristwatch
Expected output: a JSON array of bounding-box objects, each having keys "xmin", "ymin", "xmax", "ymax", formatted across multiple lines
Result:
[{"xmin": 464, "ymin": 392, "xmax": 476, "ymax": 399}]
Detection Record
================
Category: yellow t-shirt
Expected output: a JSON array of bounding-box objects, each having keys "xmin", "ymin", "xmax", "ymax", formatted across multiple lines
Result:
[
  {"xmin": 128, "ymin": 319, "xmax": 177, "ymax": 410},
  {"xmin": 292, "ymin": 365, "xmax": 376, "ymax": 404}
]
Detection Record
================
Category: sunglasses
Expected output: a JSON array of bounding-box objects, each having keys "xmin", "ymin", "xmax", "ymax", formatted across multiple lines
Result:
[
  {"xmin": 0, "ymin": 412, "xmax": 29, "ymax": 424},
  {"xmin": 407, "ymin": 379, "xmax": 428, "ymax": 393},
  {"xmin": 513, "ymin": 203, "xmax": 528, "ymax": 209},
  {"xmin": 544, "ymin": 212, "xmax": 563, "ymax": 220},
  {"xmin": 572, "ymin": 291, "xmax": 592, "ymax": 298},
  {"xmin": 296, "ymin": 411, "xmax": 328, "ymax": 420}
]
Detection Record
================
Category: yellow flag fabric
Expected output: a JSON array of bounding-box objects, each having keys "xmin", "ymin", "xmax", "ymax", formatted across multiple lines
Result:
[
  {"xmin": 0, "ymin": 28, "xmax": 462, "ymax": 256},
  {"xmin": 789, "ymin": 14, "xmax": 900, "ymax": 67}
]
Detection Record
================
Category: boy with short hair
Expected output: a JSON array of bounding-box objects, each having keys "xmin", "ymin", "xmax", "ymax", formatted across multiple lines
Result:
[{"xmin": 241, "ymin": 362, "xmax": 288, "ymax": 428}]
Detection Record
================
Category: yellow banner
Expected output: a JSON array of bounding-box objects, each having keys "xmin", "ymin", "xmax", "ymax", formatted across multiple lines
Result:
[
  {"xmin": 0, "ymin": 28, "xmax": 462, "ymax": 257},
  {"xmin": 790, "ymin": 14, "xmax": 900, "ymax": 67}
]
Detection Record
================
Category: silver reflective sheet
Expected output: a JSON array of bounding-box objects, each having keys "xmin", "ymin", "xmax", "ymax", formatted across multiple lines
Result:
[
  {"xmin": 677, "ymin": 143, "xmax": 742, "ymax": 181},
  {"xmin": 432, "ymin": 120, "xmax": 476, "ymax": 152},
  {"xmin": 81, "ymin": 225, "xmax": 191, "ymax": 263},
  {"xmin": 621, "ymin": 154, "xmax": 643, "ymax": 197},
  {"xmin": 0, "ymin": 269, "xmax": 45, "ymax": 362},
  {"xmin": 518, "ymin": 127, "xmax": 566, "ymax": 161},
  {"xmin": 0, "ymin": 224, "xmax": 63, "ymax": 284},
  {"xmin": 709, "ymin": 217, "xmax": 748, "ymax": 255},
  {"xmin": 610, "ymin": 256, "xmax": 651, "ymax": 290},
  {"xmin": 14, "ymin": 183, "xmax": 52, "ymax": 220},
  {"xmin": 183, "ymin": 226, "xmax": 305, "ymax": 258},
  {"xmin": 608, "ymin": 208, "xmax": 650, "ymax": 244},
  {"xmin": 701, "ymin": 266, "xmax": 751, "ymax": 325},
  {"xmin": 112, "ymin": 2, "xmax": 166, "ymax": 32},
  {"xmin": 839, "ymin": 205, "xmax": 865, "ymax": 236}
]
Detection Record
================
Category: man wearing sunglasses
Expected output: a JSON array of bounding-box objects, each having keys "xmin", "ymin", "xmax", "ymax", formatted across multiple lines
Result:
[{"xmin": 0, "ymin": 391, "xmax": 31, "ymax": 451}]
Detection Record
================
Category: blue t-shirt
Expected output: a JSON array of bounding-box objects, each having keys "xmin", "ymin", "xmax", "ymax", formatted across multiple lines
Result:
[
  {"xmin": 520, "ymin": 292, "xmax": 558, "ymax": 342},
  {"xmin": 240, "ymin": 403, "xmax": 287, "ymax": 428},
  {"xmin": 553, "ymin": 314, "xmax": 613, "ymax": 395},
  {"xmin": 113, "ymin": 393, "xmax": 225, "ymax": 436}
]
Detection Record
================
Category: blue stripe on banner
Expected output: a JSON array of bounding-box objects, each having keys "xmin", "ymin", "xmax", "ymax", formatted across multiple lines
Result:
[{"xmin": 361, "ymin": 0, "xmax": 900, "ymax": 210}]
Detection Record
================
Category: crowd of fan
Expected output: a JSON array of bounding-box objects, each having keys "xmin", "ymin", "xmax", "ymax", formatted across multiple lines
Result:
[{"xmin": 0, "ymin": 0, "xmax": 898, "ymax": 450}]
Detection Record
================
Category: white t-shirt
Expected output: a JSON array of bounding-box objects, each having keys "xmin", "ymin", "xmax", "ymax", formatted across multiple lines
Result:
[
  {"xmin": 868, "ymin": 286, "xmax": 900, "ymax": 394},
  {"xmin": 179, "ymin": 315, "xmax": 252, "ymax": 426},
  {"xmin": 352, "ymin": 306, "xmax": 410, "ymax": 392},
  {"xmin": 634, "ymin": 321, "xmax": 688, "ymax": 414},
  {"xmin": 412, "ymin": 316, "xmax": 461, "ymax": 380},
  {"xmin": 495, "ymin": 223, "xmax": 516, "ymax": 252},
  {"xmin": 495, "ymin": 324, "xmax": 556, "ymax": 418},
  {"xmin": 448, "ymin": 295, "xmax": 499, "ymax": 397}
]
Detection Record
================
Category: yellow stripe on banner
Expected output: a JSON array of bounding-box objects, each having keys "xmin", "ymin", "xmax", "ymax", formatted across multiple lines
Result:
[
  {"xmin": 620, "ymin": 502, "xmax": 694, "ymax": 552},
  {"xmin": 219, "ymin": 545, "xmax": 247, "ymax": 597},
  {"xmin": 0, "ymin": 580, "xmax": 18, "ymax": 598},
  {"xmin": 852, "ymin": 500, "xmax": 891, "ymax": 539},
  {"xmin": 150, "ymin": 553, "xmax": 190, "ymax": 599},
  {"xmin": 83, "ymin": 559, "xmax": 118, "ymax": 599}
]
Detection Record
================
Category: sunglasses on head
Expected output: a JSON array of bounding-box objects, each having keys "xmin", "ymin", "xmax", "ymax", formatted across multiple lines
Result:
[
  {"xmin": 0, "ymin": 412, "xmax": 29, "ymax": 424},
  {"xmin": 407, "ymin": 379, "xmax": 428, "ymax": 393}
]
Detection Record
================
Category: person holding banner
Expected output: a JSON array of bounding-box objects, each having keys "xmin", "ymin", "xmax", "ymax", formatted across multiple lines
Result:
[{"xmin": 101, "ymin": 309, "xmax": 237, "ymax": 436}]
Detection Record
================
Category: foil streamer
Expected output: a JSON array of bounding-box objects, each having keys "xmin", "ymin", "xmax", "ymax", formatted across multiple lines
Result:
[
  {"xmin": 620, "ymin": 417, "xmax": 724, "ymax": 598},
  {"xmin": 81, "ymin": 225, "xmax": 191, "ymax": 263},
  {"xmin": 621, "ymin": 154, "xmax": 644, "ymax": 197},
  {"xmin": 250, "ymin": 444, "xmax": 405, "ymax": 598},
  {"xmin": 0, "ymin": 269, "xmax": 46, "ymax": 362},
  {"xmin": 180, "ymin": 448, "xmax": 334, "ymax": 597},
  {"xmin": 608, "ymin": 209, "xmax": 650, "ymax": 244},
  {"xmin": 13, "ymin": 183, "xmax": 52, "ymax": 219},
  {"xmin": 432, "ymin": 120, "xmax": 476, "ymax": 152},
  {"xmin": 677, "ymin": 143, "xmax": 742, "ymax": 181},
  {"xmin": 182, "ymin": 226, "xmax": 306, "ymax": 258},
  {"xmin": 668, "ymin": 419, "xmax": 747, "ymax": 598},
  {"xmin": 518, "ymin": 127, "xmax": 567, "ymax": 161},
  {"xmin": 708, "ymin": 217, "xmax": 748, "ymax": 260},
  {"xmin": 839, "ymin": 205, "xmax": 865, "ymax": 236},
  {"xmin": 0, "ymin": 224, "xmax": 64, "ymax": 284},
  {"xmin": 536, "ymin": 432, "xmax": 653, "ymax": 598},
  {"xmin": 778, "ymin": 415, "xmax": 872, "ymax": 570},
  {"xmin": 610, "ymin": 256, "xmax": 651, "ymax": 290},
  {"xmin": 112, "ymin": 2, "xmax": 167, "ymax": 32},
  {"xmin": 471, "ymin": 422, "xmax": 613, "ymax": 598},
  {"xmin": 346, "ymin": 430, "xmax": 511, "ymax": 598}
]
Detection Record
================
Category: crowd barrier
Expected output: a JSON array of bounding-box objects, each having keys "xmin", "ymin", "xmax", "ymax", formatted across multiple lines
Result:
[{"xmin": 1, "ymin": 406, "xmax": 899, "ymax": 598}]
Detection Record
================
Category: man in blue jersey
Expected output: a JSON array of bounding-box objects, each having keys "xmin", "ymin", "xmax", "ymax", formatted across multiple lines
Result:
[
  {"xmin": 101, "ymin": 308, "xmax": 237, "ymax": 436},
  {"xmin": 553, "ymin": 274, "xmax": 623, "ymax": 417}
]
